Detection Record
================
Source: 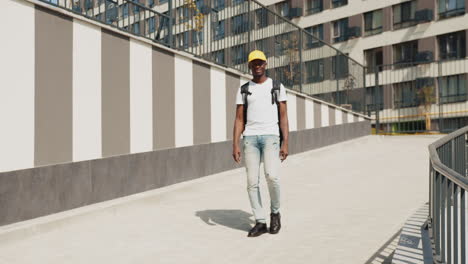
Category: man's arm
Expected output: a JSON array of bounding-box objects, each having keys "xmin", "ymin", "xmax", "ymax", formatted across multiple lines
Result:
[
  {"xmin": 232, "ymin": 105, "xmax": 245, "ymax": 164},
  {"xmin": 279, "ymin": 101, "xmax": 289, "ymax": 162}
]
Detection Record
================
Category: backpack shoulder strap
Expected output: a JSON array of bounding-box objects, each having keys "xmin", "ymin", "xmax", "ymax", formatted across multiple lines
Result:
[
  {"xmin": 271, "ymin": 80, "xmax": 284, "ymax": 146},
  {"xmin": 240, "ymin": 82, "xmax": 250, "ymax": 126},
  {"xmin": 271, "ymin": 80, "xmax": 281, "ymax": 105},
  {"xmin": 240, "ymin": 82, "xmax": 251, "ymax": 106}
]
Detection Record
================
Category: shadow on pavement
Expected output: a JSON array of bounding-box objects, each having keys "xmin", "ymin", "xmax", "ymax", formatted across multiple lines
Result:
[
  {"xmin": 364, "ymin": 228, "xmax": 401, "ymax": 264},
  {"xmin": 195, "ymin": 209, "xmax": 255, "ymax": 232}
]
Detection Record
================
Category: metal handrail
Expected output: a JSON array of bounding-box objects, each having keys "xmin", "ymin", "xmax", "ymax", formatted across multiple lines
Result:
[
  {"xmin": 429, "ymin": 126, "xmax": 468, "ymax": 190},
  {"xmin": 428, "ymin": 125, "xmax": 467, "ymax": 264}
]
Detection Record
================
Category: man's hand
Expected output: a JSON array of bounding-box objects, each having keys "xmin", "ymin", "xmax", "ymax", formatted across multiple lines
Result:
[
  {"xmin": 233, "ymin": 145, "xmax": 242, "ymax": 164},
  {"xmin": 280, "ymin": 144, "xmax": 288, "ymax": 162}
]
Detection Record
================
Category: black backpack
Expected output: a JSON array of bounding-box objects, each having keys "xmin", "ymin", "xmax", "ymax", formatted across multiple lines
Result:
[{"xmin": 240, "ymin": 80, "xmax": 283, "ymax": 146}]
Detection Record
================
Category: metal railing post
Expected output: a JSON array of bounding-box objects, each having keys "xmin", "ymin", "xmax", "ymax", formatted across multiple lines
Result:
[
  {"xmin": 299, "ymin": 29, "xmax": 303, "ymax": 93},
  {"xmin": 247, "ymin": 0, "xmax": 251, "ymax": 52},
  {"xmin": 362, "ymin": 66, "xmax": 366, "ymax": 115},
  {"xmin": 168, "ymin": 0, "xmax": 173, "ymax": 48},
  {"xmin": 375, "ymin": 67, "xmax": 380, "ymax": 134},
  {"xmin": 335, "ymin": 52, "xmax": 339, "ymax": 105}
]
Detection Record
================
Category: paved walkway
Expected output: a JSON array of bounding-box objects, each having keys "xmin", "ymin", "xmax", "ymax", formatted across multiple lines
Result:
[{"xmin": 0, "ymin": 135, "xmax": 441, "ymax": 264}]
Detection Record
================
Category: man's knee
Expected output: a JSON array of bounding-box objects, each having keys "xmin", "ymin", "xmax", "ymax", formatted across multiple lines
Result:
[
  {"xmin": 247, "ymin": 182, "xmax": 259, "ymax": 190},
  {"xmin": 265, "ymin": 173, "xmax": 279, "ymax": 183}
]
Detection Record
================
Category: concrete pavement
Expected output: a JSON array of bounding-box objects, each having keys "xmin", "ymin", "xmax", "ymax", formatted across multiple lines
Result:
[{"xmin": 0, "ymin": 135, "xmax": 441, "ymax": 264}]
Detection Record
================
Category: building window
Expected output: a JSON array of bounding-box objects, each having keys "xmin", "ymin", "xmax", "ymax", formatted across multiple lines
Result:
[
  {"xmin": 177, "ymin": 6, "xmax": 189, "ymax": 23},
  {"xmin": 438, "ymin": 31, "xmax": 466, "ymax": 60},
  {"xmin": 192, "ymin": 30, "xmax": 203, "ymax": 46},
  {"xmin": 232, "ymin": 0, "xmax": 244, "ymax": 6},
  {"xmin": 159, "ymin": 0, "xmax": 168, "ymax": 3},
  {"xmin": 133, "ymin": 0, "xmax": 140, "ymax": 13},
  {"xmin": 231, "ymin": 14, "xmax": 248, "ymax": 35},
  {"xmin": 366, "ymin": 86, "xmax": 384, "ymax": 111},
  {"xmin": 148, "ymin": 0, "xmax": 154, "ymax": 8},
  {"xmin": 332, "ymin": 54, "xmax": 349, "ymax": 79},
  {"xmin": 393, "ymin": 41, "xmax": 418, "ymax": 66},
  {"xmin": 364, "ymin": 47, "xmax": 383, "ymax": 73},
  {"xmin": 213, "ymin": 0, "xmax": 225, "ymax": 10},
  {"xmin": 195, "ymin": 0, "xmax": 205, "ymax": 11},
  {"xmin": 133, "ymin": 22, "xmax": 140, "ymax": 35},
  {"xmin": 305, "ymin": 59, "xmax": 324, "ymax": 83},
  {"xmin": 332, "ymin": 0, "xmax": 347, "ymax": 8},
  {"xmin": 255, "ymin": 8, "xmax": 269, "ymax": 29},
  {"xmin": 333, "ymin": 18, "xmax": 348, "ymax": 43},
  {"xmin": 275, "ymin": 65, "xmax": 299, "ymax": 86},
  {"xmin": 393, "ymin": 1, "xmax": 417, "ymax": 30},
  {"xmin": 148, "ymin": 17, "xmax": 156, "ymax": 33},
  {"xmin": 105, "ymin": 1, "xmax": 118, "ymax": 23},
  {"xmin": 439, "ymin": 74, "xmax": 467, "ymax": 104},
  {"xmin": 46, "ymin": 0, "xmax": 59, "ymax": 5},
  {"xmin": 276, "ymin": 1, "xmax": 290, "ymax": 18},
  {"xmin": 177, "ymin": 32, "xmax": 189, "ymax": 49},
  {"xmin": 213, "ymin": 20, "xmax": 225, "ymax": 40},
  {"xmin": 305, "ymin": 0, "xmax": 323, "ymax": 15},
  {"xmin": 394, "ymin": 81, "xmax": 419, "ymax": 108},
  {"xmin": 364, "ymin": 9, "xmax": 382, "ymax": 36},
  {"xmin": 85, "ymin": 0, "xmax": 94, "ymax": 10},
  {"xmin": 122, "ymin": 3, "xmax": 129, "ymax": 18},
  {"xmin": 255, "ymin": 39, "xmax": 270, "ymax": 57},
  {"xmin": 231, "ymin": 44, "xmax": 247, "ymax": 65},
  {"xmin": 213, "ymin": 50, "xmax": 225, "ymax": 64},
  {"xmin": 438, "ymin": 0, "xmax": 466, "ymax": 18},
  {"xmin": 275, "ymin": 33, "xmax": 292, "ymax": 56},
  {"xmin": 305, "ymin": 24, "xmax": 324, "ymax": 48}
]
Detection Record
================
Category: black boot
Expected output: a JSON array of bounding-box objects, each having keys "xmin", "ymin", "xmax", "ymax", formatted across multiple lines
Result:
[
  {"xmin": 247, "ymin": 222, "xmax": 268, "ymax": 237},
  {"xmin": 269, "ymin": 212, "xmax": 281, "ymax": 234}
]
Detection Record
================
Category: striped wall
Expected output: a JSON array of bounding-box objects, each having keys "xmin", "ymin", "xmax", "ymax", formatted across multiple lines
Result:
[
  {"xmin": 0, "ymin": 0, "xmax": 371, "ymax": 226},
  {"xmin": 0, "ymin": 1, "xmax": 369, "ymax": 174}
]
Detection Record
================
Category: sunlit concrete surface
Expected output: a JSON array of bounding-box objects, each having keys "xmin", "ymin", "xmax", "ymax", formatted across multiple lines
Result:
[{"xmin": 0, "ymin": 135, "xmax": 442, "ymax": 264}]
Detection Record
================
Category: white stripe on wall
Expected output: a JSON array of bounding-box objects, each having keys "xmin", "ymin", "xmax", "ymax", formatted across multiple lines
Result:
[
  {"xmin": 348, "ymin": 113, "xmax": 354, "ymax": 123},
  {"xmin": 130, "ymin": 39, "xmax": 153, "ymax": 153},
  {"xmin": 174, "ymin": 55, "xmax": 193, "ymax": 147},
  {"xmin": 287, "ymin": 93, "xmax": 297, "ymax": 131},
  {"xmin": 305, "ymin": 99, "xmax": 314, "ymax": 129},
  {"xmin": 335, "ymin": 109, "xmax": 343, "ymax": 125},
  {"xmin": 359, "ymin": 116, "xmax": 365, "ymax": 122},
  {"xmin": 321, "ymin": 104, "xmax": 329, "ymax": 127},
  {"xmin": 210, "ymin": 67, "xmax": 227, "ymax": 143},
  {"xmin": 73, "ymin": 20, "xmax": 102, "ymax": 162},
  {"xmin": 0, "ymin": 0, "xmax": 35, "ymax": 172}
]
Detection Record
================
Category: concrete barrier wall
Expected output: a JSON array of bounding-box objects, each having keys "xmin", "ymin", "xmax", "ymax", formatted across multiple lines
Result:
[{"xmin": 0, "ymin": 0, "xmax": 371, "ymax": 226}]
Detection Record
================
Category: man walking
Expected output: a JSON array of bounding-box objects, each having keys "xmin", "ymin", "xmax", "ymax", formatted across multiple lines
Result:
[{"xmin": 232, "ymin": 50, "xmax": 289, "ymax": 237}]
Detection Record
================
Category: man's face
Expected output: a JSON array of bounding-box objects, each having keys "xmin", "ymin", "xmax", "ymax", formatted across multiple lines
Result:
[{"xmin": 249, "ymin": 59, "xmax": 267, "ymax": 77}]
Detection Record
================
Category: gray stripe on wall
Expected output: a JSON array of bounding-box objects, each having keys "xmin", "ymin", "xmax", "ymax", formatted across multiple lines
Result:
[
  {"xmin": 314, "ymin": 102, "xmax": 322, "ymax": 128},
  {"xmin": 225, "ymin": 72, "xmax": 239, "ymax": 140},
  {"xmin": 296, "ymin": 96, "xmax": 306, "ymax": 130},
  {"xmin": 354, "ymin": 115, "xmax": 359, "ymax": 122},
  {"xmin": 343, "ymin": 111, "xmax": 348, "ymax": 123},
  {"xmin": 193, "ymin": 61, "xmax": 211, "ymax": 144},
  {"xmin": 152, "ymin": 47, "xmax": 175, "ymax": 149},
  {"xmin": 329, "ymin": 107, "xmax": 336, "ymax": 126},
  {"xmin": 101, "ymin": 29, "xmax": 130, "ymax": 157},
  {"xmin": 35, "ymin": 7, "xmax": 73, "ymax": 166}
]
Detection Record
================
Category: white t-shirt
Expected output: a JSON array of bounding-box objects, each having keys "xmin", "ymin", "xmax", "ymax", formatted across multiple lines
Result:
[{"xmin": 236, "ymin": 78, "xmax": 287, "ymax": 136}]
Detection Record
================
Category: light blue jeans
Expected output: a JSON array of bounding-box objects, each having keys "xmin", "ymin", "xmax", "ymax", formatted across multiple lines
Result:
[{"xmin": 243, "ymin": 135, "xmax": 281, "ymax": 224}]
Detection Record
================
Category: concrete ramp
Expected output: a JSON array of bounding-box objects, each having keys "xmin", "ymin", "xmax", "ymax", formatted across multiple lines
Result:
[{"xmin": 0, "ymin": 135, "xmax": 441, "ymax": 264}]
